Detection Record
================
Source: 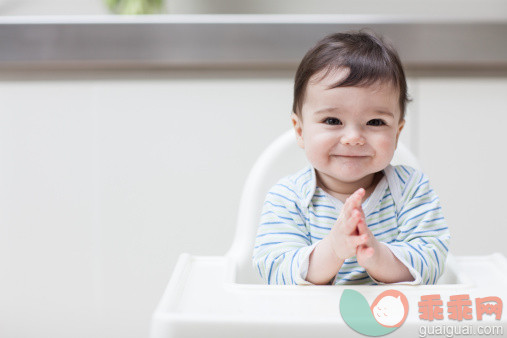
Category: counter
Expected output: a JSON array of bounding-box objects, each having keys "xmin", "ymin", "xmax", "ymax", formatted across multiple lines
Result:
[{"xmin": 1, "ymin": 15, "xmax": 507, "ymax": 69}]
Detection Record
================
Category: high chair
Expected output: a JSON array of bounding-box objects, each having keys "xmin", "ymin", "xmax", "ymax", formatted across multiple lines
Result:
[{"xmin": 151, "ymin": 130, "xmax": 507, "ymax": 338}]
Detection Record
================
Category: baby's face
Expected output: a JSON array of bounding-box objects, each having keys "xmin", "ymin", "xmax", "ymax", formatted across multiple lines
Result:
[{"xmin": 293, "ymin": 68, "xmax": 405, "ymax": 186}]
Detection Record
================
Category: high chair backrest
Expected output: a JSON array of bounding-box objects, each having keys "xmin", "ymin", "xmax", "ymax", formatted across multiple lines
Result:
[{"xmin": 226, "ymin": 129, "xmax": 421, "ymax": 284}]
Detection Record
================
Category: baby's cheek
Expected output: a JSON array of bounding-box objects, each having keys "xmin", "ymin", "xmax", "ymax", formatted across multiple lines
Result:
[
  {"xmin": 306, "ymin": 154, "xmax": 330, "ymax": 174},
  {"xmin": 304, "ymin": 136, "xmax": 334, "ymax": 164},
  {"xmin": 376, "ymin": 138, "xmax": 396, "ymax": 159},
  {"xmin": 379, "ymin": 135, "xmax": 396, "ymax": 149}
]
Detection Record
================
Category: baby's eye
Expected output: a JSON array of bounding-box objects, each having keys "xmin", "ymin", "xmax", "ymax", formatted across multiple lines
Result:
[
  {"xmin": 324, "ymin": 117, "xmax": 342, "ymax": 125},
  {"xmin": 367, "ymin": 119, "xmax": 386, "ymax": 126}
]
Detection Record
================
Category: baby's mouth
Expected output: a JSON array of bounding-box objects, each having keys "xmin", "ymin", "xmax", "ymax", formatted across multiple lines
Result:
[{"xmin": 331, "ymin": 154, "xmax": 369, "ymax": 158}]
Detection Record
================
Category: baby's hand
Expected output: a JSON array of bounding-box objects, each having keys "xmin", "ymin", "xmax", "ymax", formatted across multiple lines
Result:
[
  {"xmin": 356, "ymin": 211, "xmax": 381, "ymax": 268},
  {"xmin": 327, "ymin": 188, "xmax": 368, "ymax": 261}
]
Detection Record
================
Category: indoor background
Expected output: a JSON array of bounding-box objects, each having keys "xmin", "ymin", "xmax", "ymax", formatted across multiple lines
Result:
[{"xmin": 1, "ymin": 1, "xmax": 507, "ymax": 337}]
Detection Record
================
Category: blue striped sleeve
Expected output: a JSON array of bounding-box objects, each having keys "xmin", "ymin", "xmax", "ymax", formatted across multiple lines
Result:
[
  {"xmin": 384, "ymin": 169, "xmax": 450, "ymax": 285},
  {"xmin": 252, "ymin": 179, "xmax": 316, "ymax": 285}
]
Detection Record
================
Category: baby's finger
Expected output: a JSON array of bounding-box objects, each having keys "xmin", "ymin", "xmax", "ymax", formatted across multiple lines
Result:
[
  {"xmin": 357, "ymin": 207, "xmax": 367, "ymax": 225},
  {"xmin": 345, "ymin": 209, "xmax": 362, "ymax": 234},
  {"xmin": 365, "ymin": 247, "xmax": 374, "ymax": 256},
  {"xmin": 350, "ymin": 188, "xmax": 365, "ymax": 206},
  {"xmin": 357, "ymin": 216, "xmax": 369, "ymax": 235},
  {"xmin": 342, "ymin": 196, "xmax": 353, "ymax": 220},
  {"xmin": 351, "ymin": 233, "xmax": 369, "ymax": 248},
  {"xmin": 357, "ymin": 244, "xmax": 375, "ymax": 258},
  {"xmin": 344, "ymin": 188, "xmax": 365, "ymax": 219}
]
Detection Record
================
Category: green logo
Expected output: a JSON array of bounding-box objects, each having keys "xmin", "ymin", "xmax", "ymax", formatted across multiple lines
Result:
[{"xmin": 339, "ymin": 289, "xmax": 409, "ymax": 336}]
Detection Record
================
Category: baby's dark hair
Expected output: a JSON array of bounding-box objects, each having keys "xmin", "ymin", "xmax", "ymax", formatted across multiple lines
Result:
[{"xmin": 293, "ymin": 30, "xmax": 410, "ymax": 121}]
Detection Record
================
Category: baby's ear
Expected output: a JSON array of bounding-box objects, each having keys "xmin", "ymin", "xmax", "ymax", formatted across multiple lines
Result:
[
  {"xmin": 395, "ymin": 119, "xmax": 405, "ymax": 147},
  {"xmin": 291, "ymin": 113, "xmax": 305, "ymax": 149}
]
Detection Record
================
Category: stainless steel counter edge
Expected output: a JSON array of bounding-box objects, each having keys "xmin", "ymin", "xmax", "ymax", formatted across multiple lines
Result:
[{"xmin": 1, "ymin": 15, "xmax": 507, "ymax": 68}]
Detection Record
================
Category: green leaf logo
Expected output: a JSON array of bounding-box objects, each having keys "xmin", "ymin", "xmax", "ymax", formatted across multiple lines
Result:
[{"xmin": 339, "ymin": 289, "xmax": 409, "ymax": 336}]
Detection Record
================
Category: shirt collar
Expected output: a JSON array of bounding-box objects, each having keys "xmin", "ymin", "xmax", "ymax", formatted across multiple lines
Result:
[
  {"xmin": 299, "ymin": 164, "xmax": 393, "ymax": 208},
  {"xmin": 296, "ymin": 164, "xmax": 316, "ymax": 208}
]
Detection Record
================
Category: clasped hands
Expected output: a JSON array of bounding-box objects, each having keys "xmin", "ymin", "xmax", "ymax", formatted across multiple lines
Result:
[{"xmin": 328, "ymin": 188, "xmax": 380, "ymax": 268}]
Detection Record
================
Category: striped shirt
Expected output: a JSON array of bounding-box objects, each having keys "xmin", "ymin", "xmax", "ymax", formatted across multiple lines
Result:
[{"xmin": 252, "ymin": 164, "xmax": 450, "ymax": 285}]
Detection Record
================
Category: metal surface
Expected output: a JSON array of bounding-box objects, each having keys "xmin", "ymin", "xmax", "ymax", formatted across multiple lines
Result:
[{"xmin": 1, "ymin": 15, "xmax": 507, "ymax": 68}]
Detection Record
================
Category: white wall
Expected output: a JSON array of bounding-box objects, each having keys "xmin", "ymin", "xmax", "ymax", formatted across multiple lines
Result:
[
  {"xmin": 0, "ymin": 69, "xmax": 505, "ymax": 338},
  {"xmin": 416, "ymin": 77, "xmax": 507, "ymax": 256},
  {"xmin": 0, "ymin": 69, "xmax": 295, "ymax": 338}
]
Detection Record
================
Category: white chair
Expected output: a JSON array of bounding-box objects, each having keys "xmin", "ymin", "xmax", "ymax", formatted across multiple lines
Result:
[{"xmin": 151, "ymin": 130, "xmax": 507, "ymax": 338}]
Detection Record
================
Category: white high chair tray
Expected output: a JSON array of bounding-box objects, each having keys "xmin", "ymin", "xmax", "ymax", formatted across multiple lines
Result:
[{"xmin": 152, "ymin": 253, "xmax": 507, "ymax": 338}]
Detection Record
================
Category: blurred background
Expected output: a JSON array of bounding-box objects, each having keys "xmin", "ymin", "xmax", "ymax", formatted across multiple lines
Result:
[{"xmin": 1, "ymin": 1, "xmax": 507, "ymax": 337}]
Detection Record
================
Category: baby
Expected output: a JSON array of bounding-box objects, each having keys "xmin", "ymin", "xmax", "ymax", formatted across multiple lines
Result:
[{"xmin": 252, "ymin": 30, "xmax": 450, "ymax": 285}]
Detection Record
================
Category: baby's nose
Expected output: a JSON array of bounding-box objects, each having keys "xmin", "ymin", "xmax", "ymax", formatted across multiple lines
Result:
[{"xmin": 340, "ymin": 129, "xmax": 365, "ymax": 146}]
